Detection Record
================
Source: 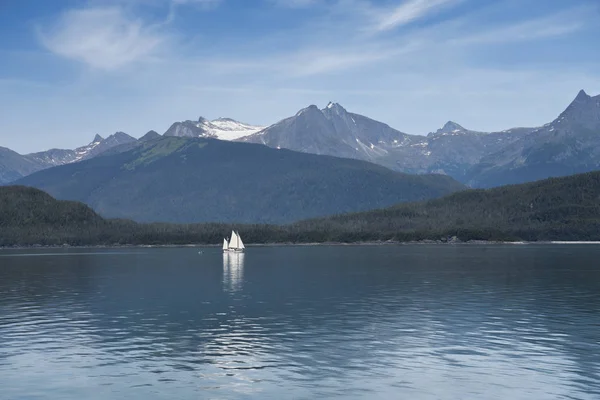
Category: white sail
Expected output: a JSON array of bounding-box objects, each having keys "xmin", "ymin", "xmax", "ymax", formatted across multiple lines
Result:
[
  {"xmin": 222, "ymin": 238, "xmax": 229, "ymax": 251},
  {"xmin": 237, "ymin": 231, "xmax": 245, "ymax": 249},
  {"xmin": 230, "ymin": 230, "xmax": 239, "ymax": 249}
]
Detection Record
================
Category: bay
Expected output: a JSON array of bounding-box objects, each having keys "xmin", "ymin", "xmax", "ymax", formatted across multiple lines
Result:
[{"xmin": 1, "ymin": 245, "xmax": 599, "ymax": 399}]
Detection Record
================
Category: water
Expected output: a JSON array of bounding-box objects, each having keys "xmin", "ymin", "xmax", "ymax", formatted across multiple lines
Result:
[{"xmin": 1, "ymin": 245, "xmax": 600, "ymax": 399}]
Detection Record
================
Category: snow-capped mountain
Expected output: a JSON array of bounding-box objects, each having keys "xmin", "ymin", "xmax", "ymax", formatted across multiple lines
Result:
[
  {"xmin": 164, "ymin": 117, "xmax": 264, "ymax": 140},
  {"xmin": 240, "ymin": 102, "xmax": 417, "ymax": 161},
  {"xmin": 2, "ymin": 89, "xmax": 599, "ymax": 188}
]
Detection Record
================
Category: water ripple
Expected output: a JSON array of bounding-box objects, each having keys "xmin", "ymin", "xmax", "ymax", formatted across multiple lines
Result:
[{"xmin": 1, "ymin": 245, "xmax": 600, "ymax": 399}]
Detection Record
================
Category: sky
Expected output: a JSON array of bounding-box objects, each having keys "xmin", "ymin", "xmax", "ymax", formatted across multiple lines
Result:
[{"xmin": 0, "ymin": 0, "xmax": 599, "ymax": 153}]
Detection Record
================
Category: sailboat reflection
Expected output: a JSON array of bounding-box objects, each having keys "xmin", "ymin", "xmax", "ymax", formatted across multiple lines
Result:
[{"xmin": 223, "ymin": 252, "xmax": 245, "ymax": 292}]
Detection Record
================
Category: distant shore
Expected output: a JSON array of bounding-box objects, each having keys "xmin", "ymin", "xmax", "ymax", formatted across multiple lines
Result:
[{"xmin": 2, "ymin": 240, "xmax": 600, "ymax": 251}]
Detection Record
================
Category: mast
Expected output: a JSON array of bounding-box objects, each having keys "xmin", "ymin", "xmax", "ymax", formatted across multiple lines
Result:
[{"xmin": 237, "ymin": 231, "xmax": 245, "ymax": 249}]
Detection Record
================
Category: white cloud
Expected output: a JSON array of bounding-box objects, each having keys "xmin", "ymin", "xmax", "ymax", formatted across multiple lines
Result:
[
  {"xmin": 374, "ymin": 0, "xmax": 459, "ymax": 32},
  {"xmin": 39, "ymin": 7, "xmax": 168, "ymax": 70}
]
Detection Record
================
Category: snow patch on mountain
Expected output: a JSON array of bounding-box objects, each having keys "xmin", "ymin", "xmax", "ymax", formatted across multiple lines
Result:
[
  {"xmin": 207, "ymin": 118, "xmax": 265, "ymax": 140},
  {"xmin": 164, "ymin": 117, "xmax": 265, "ymax": 141}
]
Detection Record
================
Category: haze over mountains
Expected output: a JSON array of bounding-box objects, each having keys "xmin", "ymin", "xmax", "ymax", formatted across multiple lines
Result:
[{"xmin": 1, "ymin": 90, "xmax": 599, "ymax": 191}]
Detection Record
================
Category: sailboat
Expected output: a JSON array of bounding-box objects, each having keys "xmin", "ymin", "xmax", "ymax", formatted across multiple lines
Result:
[{"xmin": 223, "ymin": 230, "xmax": 245, "ymax": 253}]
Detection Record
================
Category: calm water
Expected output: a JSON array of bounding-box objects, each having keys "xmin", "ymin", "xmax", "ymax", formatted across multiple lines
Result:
[{"xmin": 1, "ymin": 245, "xmax": 600, "ymax": 399}]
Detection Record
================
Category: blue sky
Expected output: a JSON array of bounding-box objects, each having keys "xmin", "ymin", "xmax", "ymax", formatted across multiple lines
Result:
[{"xmin": 1, "ymin": 0, "xmax": 599, "ymax": 153}]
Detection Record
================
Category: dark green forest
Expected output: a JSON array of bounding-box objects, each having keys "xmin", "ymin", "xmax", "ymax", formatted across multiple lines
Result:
[{"xmin": 2, "ymin": 171, "xmax": 600, "ymax": 246}]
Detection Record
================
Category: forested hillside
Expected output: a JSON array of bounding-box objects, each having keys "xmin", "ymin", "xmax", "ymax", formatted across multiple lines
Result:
[
  {"xmin": 300, "ymin": 171, "xmax": 600, "ymax": 242},
  {"xmin": 2, "ymin": 172, "xmax": 600, "ymax": 246},
  {"xmin": 15, "ymin": 137, "xmax": 463, "ymax": 224}
]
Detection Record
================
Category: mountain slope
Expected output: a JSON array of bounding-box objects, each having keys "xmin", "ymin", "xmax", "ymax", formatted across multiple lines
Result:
[
  {"xmin": 378, "ymin": 121, "xmax": 532, "ymax": 180},
  {"xmin": 15, "ymin": 137, "xmax": 464, "ymax": 224},
  {"xmin": 26, "ymin": 132, "xmax": 137, "ymax": 166},
  {"xmin": 239, "ymin": 103, "xmax": 531, "ymax": 183},
  {"xmin": 299, "ymin": 171, "xmax": 600, "ymax": 242},
  {"xmin": 0, "ymin": 133, "xmax": 138, "ymax": 184},
  {"xmin": 0, "ymin": 186, "xmax": 106, "ymax": 246},
  {"xmin": 0, "ymin": 147, "xmax": 45, "ymax": 184},
  {"xmin": 4, "ymin": 171, "xmax": 600, "ymax": 246},
  {"xmin": 240, "ymin": 102, "xmax": 418, "ymax": 162},
  {"xmin": 467, "ymin": 90, "xmax": 600, "ymax": 187}
]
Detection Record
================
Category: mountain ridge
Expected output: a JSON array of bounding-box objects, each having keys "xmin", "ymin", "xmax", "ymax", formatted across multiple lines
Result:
[
  {"xmin": 14, "ymin": 136, "xmax": 464, "ymax": 224},
  {"xmin": 466, "ymin": 90, "xmax": 600, "ymax": 187},
  {"xmin": 2, "ymin": 90, "xmax": 599, "ymax": 188}
]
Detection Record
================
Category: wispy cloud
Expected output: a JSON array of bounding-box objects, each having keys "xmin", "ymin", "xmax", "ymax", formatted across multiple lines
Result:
[
  {"xmin": 4, "ymin": 0, "xmax": 598, "ymax": 153},
  {"xmin": 374, "ymin": 0, "xmax": 460, "ymax": 32},
  {"xmin": 38, "ymin": 7, "xmax": 168, "ymax": 70},
  {"xmin": 447, "ymin": 8, "xmax": 588, "ymax": 45}
]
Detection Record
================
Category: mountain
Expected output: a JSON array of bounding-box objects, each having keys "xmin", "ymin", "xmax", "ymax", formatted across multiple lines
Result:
[
  {"xmin": 3, "ymin": 89, "xmax": 598, "ymax": 188},
  {"xmin": 140, "ymin": 130, "xmax": 161, "ymax": 142},
  {"xmin": 14, "ymin": 136, "xmax": 464, "ymax": 224},
  {"xmin": 0, "ymin": 147, "xmax": 45, "ymax": 184},
  {"xmin": 466, "ymin": 90, "xmax": 600, "ymax": 187},
  {"xmin": 0, "ymin": 132, "xmax": 138, "ymax": 185},
  {"xmin": 299, "ymin": 170, "xmax": 600, "ymax": 242},
  {"xmin": 240, "ymin": 102, "xmax": 419, "ymax": 162},
  {"xmin": 239, "ymin": 103, "xmax": 532, "ymax": 183},
  {"xmin": 376, "ymin": 121, "xmax": 532, "ymax": 181},
  {"xmin": 27, "ymin": 132, "xmax": 136, "ymax": 166},
  {"xmin": 164, "ymin": 117, "xmax": 264, "ymax": 140}
]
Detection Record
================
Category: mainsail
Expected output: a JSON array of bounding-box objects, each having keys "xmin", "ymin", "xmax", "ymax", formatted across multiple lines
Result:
[{"xmin": 237, "ymin": 231, "xmax": 245, "ymax": 249}]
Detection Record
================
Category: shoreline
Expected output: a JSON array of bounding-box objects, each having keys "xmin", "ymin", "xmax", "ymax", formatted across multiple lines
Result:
[{"xmin": 2, "ymin": 240, "xmax": 600, "ymax": 251}]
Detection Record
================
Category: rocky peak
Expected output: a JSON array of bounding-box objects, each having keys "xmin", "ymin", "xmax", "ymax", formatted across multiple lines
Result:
[
  {"xmin": 112, "ymin": 131, "xmax": 134, "ymax": 141},
  {"xmin": 556, "ymin": 89, "xmax": 600, "ymax": 130},
  {"xmin": 441, "ymin": 121, "xmax": 465, "ymax": 132},
  {"xmin": 429, "ymin": 121, "xmax": 468, "ymax": 137},
  {"xmin": 295, "ymin": 105, "xmax": 321, "ymax": 117},
  {"xmin": 322, "ymin": 102, "xmax": 348, "ymax": 116},
  {"xmin": 92, "ymin": 134, "xmax": 104, "ymax": 143},
  {"xmin": 140, "ymin": 130, "xmax": 161, "ymax": 142},
  {"xmin": 574, "ymin": 89, "xmax": 591, "ymax": 103}
]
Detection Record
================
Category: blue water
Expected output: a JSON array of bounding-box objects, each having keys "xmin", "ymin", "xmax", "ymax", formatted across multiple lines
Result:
[{"xmin": 1, "ymin": 245, "xmax": 599, "ymax": 399}]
